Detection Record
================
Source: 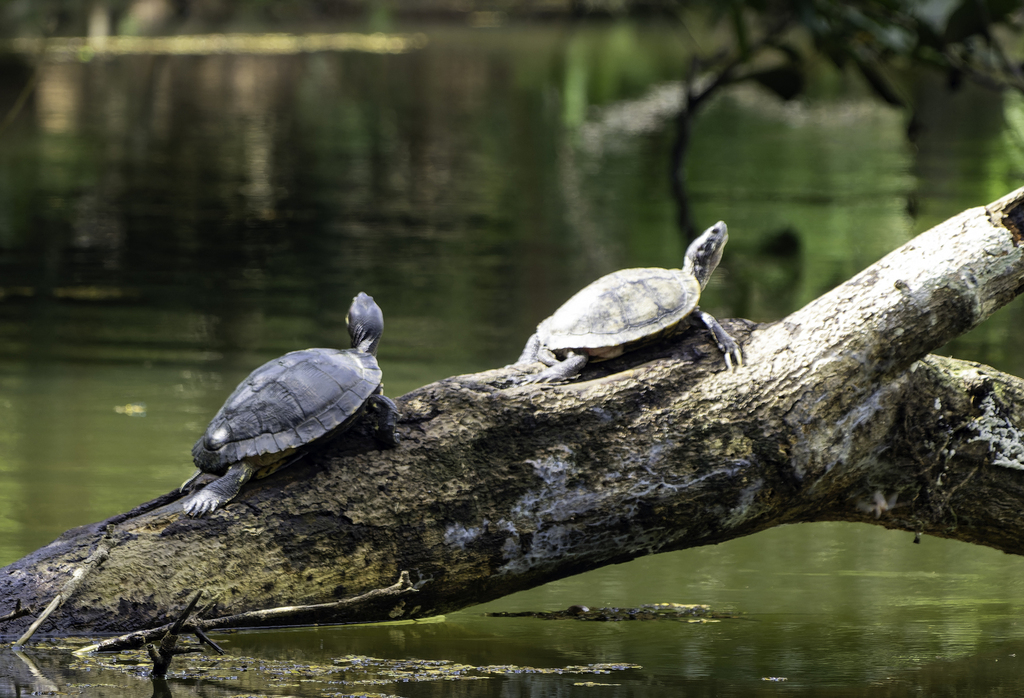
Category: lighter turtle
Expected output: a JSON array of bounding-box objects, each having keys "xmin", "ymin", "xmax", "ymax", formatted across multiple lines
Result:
[{"xmin": 515, "ymin": 221, "xmax": 743, "ymax": 382}]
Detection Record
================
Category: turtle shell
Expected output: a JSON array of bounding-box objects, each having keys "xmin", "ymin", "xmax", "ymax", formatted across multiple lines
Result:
[
  {"xmin": 192, "ymin": 348, "xmax": 382, "ymax": 475},
  {"xmin": 540, "ymin": 267, "xmax": 701, "ymax": 353}
]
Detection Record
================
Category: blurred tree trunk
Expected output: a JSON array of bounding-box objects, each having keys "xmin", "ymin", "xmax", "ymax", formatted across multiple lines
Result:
[{"xmin": 3, "ymin": 188, "xmax": 1024, "ymax": 638}]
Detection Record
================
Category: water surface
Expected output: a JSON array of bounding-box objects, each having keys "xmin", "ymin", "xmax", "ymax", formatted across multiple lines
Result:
[{"xmin": 1, "ymin": 21, "xmax": 1023, "ymax": 697}]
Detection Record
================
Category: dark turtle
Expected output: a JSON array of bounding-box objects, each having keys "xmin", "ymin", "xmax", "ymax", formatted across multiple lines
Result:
[
  {"xmin": 515, "ymin": 221, "xmax": 743, "ymax": 383},
  {"xmin": 181, "ymin": 292, "xmax": 400, "ymax": 516}
]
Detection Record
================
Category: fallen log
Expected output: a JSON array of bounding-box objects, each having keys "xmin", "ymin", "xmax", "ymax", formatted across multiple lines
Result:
[{"xmin": 2, "ymin": 187, "xmax": 1024, "ymax": 637}]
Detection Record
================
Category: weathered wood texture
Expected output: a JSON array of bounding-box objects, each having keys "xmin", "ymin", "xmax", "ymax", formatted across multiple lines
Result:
[{"xmin": 2, "ymin": 188, "xmax": 1024, "ymax": 636}]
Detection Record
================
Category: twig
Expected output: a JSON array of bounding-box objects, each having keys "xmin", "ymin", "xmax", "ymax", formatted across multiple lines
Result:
[
  {"xmin": 15, "ymin": 534, "xmax": 114, "ymax": 645},
  {"xmin": 170, "ymin": 590, "xmax": 204, "ymax": 635},
  {"xmin": 15, "ymin": 596, "xmax": 65, "ymax": 647},
  {"xmin": 146, "ymin": 643, "xmax": 204, "ymax": 676},
  {"xmin": 0, "ymin": 599, "xmax": 34, "ymax": 625},
  {"xmin": 210, "ymin": 570, "xmax": 417, "ymax": 629},
  {"xmin": 192, "ymin": 626, "xmax": 224, "ymax": 654},
  {"xmin": 147, "ymin": 591, "xmax": 205, "ymax": 678},
  {"xmin": 78, "ymin": 570, "xmax": 418, "ymax": 654}
]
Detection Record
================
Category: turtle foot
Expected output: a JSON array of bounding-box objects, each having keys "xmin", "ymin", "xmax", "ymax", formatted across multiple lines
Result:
[
  {"xmin": 504, "ymin": 367, "xmax": 551, "ymax": 385},
  {"xmin": 180, "ymin": 461, "xmax": 255, "ymax": 518},
  {"xmin": 520, "ymin": 372, "xmax": 565, "ymax": 385},
  {"xmin": 182, "ymin": 489, "xmax": 228, "ymax": 517},
  {"xmin": 694, "ymin": 308, "xmax": 744, "ymax": 371},
  {"xmin": 368, "ymin": 394, "xmax": 401, "ymax": 447},
  {"xmin": 516, "ymin": 369, "xmax": 583, "ymax": 385},
  {"xmin": 721, "ymin": 344, "xmax": 744, "ymax": 371},
  {"xmin": 514, "ymin": 333, "xmax": 542, "ymax": 365},
  {"xmin": 518, "ymin": 351, "xmax": 588, "ymax": 384}
]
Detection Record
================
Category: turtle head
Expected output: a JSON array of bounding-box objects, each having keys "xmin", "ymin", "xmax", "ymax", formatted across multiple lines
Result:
[
  {"xmin": 683, "ymin": 221, "xmax": 728, "ymax": 290},
  {"xmin": 347, "ymin": 291, "xmax": 385, "ymax": 356}
]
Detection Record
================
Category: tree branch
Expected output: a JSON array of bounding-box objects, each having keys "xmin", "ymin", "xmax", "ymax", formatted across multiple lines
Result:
[
  {"xmin": 14, "ymin": 531, "xmax": 114, "ymax": 644},
  {"xmin": 671, "ymin": 13, "xmax": 794, "ymax": 238},
  {"xmin": 78, "ymin": 571, "xmax": 417, "ymax": 653}
]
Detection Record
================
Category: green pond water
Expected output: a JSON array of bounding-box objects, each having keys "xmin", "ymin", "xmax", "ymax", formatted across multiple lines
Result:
[{"xmin": 2, "ymin": 20, "xmax": 1024, "ymax": 697}]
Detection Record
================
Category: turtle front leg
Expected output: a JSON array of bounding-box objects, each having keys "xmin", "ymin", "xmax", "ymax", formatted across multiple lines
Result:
[
  {"xmin": 367, "ymin": 393, "xmax": 401, "ymax": 446},
  {"xmin": 513, "ymin": 333, "xmax": 542, "ymax": 366},
  {"xmin": 182, "ymin": 461, "xmax": 257, "ymax": 517},
  {"xmin": 536, "ymin": 346, "xmax": 559, "ymax": 367},
  {"xmin": 179, "ymin": 469, "xmax": 203, "ymax": 493},
  {"xmin": 694, "ymin": 307, "xmax": 743, "ymax": 370},
  {"xmin": 522, "ymin": 350, "xmax": 589, "ymax": 384}
]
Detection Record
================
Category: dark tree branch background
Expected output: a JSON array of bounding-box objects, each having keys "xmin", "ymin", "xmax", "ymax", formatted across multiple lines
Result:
[{"xmin": 667, "ymin": 0, "xmax": 1024, "ymax": 238}]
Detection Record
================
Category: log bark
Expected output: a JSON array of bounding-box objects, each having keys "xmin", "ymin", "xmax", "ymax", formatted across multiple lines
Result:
[{"xmin": 2, "ymin": 188, "xmax": 1024, "ymax": 637}]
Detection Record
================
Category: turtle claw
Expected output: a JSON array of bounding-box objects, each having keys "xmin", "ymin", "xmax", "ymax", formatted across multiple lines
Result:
[
  {"xmin": 722, "ymin": 345, "xmax": 743, "ymax": 371},
  {"xmin": 182, "ymin": 489, "xmax": 225, "ymax": 518},
  {"xmin": 180, "ymin": 461, "xmax": 255, "ymax": 518},
  {"xmin": 731, "ymin": 347, "xmax": 744, "ymax": 370},
  {"xmin": 375, "ymin": 428, "xmax": 401, "ymax": 448},
  {"xmin": 518, "ymin": 351, "xmax": 588, "ymax": 384},
  {"xmin": 506, "ymin": 369, "xmax": 554, "ymax": 386}
]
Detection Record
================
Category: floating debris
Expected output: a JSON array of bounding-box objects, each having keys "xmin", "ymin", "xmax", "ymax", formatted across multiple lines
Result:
[
  {"xmin": 0, "ymin": 286, "xmax": 35, "ymax": 300},
  {"xmin": 61, "ymin": 645, "xmax": 640, "ymax": 689},
  {"xmin": 52, "ymin": 286, "xmax": 136, "ymax": 301},
  {"xmin": 3, "ymin": 32, "xmax": 428, "ymax": 62},
  {"xmin": 114, "ymin": 403, "xmax": 147, "ymax": 417},
  {"xmin": 487, "ymin": 602, "xmax": 730, "ymax": 622}
]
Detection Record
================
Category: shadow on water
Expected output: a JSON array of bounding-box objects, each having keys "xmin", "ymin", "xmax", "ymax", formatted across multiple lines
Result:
[{"xmin": 1, "ymin": 17, "xmax": 1024, "ymax": 697}]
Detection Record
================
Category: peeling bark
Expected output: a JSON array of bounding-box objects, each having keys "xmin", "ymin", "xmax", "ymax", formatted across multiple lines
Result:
[{"xmin": 2, "ymin": 188, "xmax": 1024, "ymax": 637}]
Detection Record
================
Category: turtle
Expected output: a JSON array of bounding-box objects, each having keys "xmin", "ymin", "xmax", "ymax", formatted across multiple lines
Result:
[
  {"xmin": 514, "ymin": 220, "xmax": 743, "ymax": 383},
  {"xmin": 180, "ymin": 291, "xmax": 400, "ymax": 517}
]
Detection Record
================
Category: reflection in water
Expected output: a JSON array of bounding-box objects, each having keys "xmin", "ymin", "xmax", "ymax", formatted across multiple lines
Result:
[
  {"xmin": 5, "ymin": 520, "xmax": 1024, "ymax": 697},
  {"xmin": 1, "ymin": 646, "xmax": 69, "ymax": 697},
  {"xmin": 35, "ymin": 64, "xmax": 80, "ymax": 135},
  {"xmin": 1, "ymin": 21, "xmax": 1023, "ymax": 697}
]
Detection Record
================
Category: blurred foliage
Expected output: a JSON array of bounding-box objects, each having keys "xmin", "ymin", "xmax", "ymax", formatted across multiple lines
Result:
[
  {"xmin": 666, "ymin": 0, "xmax": 1023, "ymax": 237},
  {"xmin": 679, "ymin": 0, "xmax": 1023, "ymax": 107}
]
